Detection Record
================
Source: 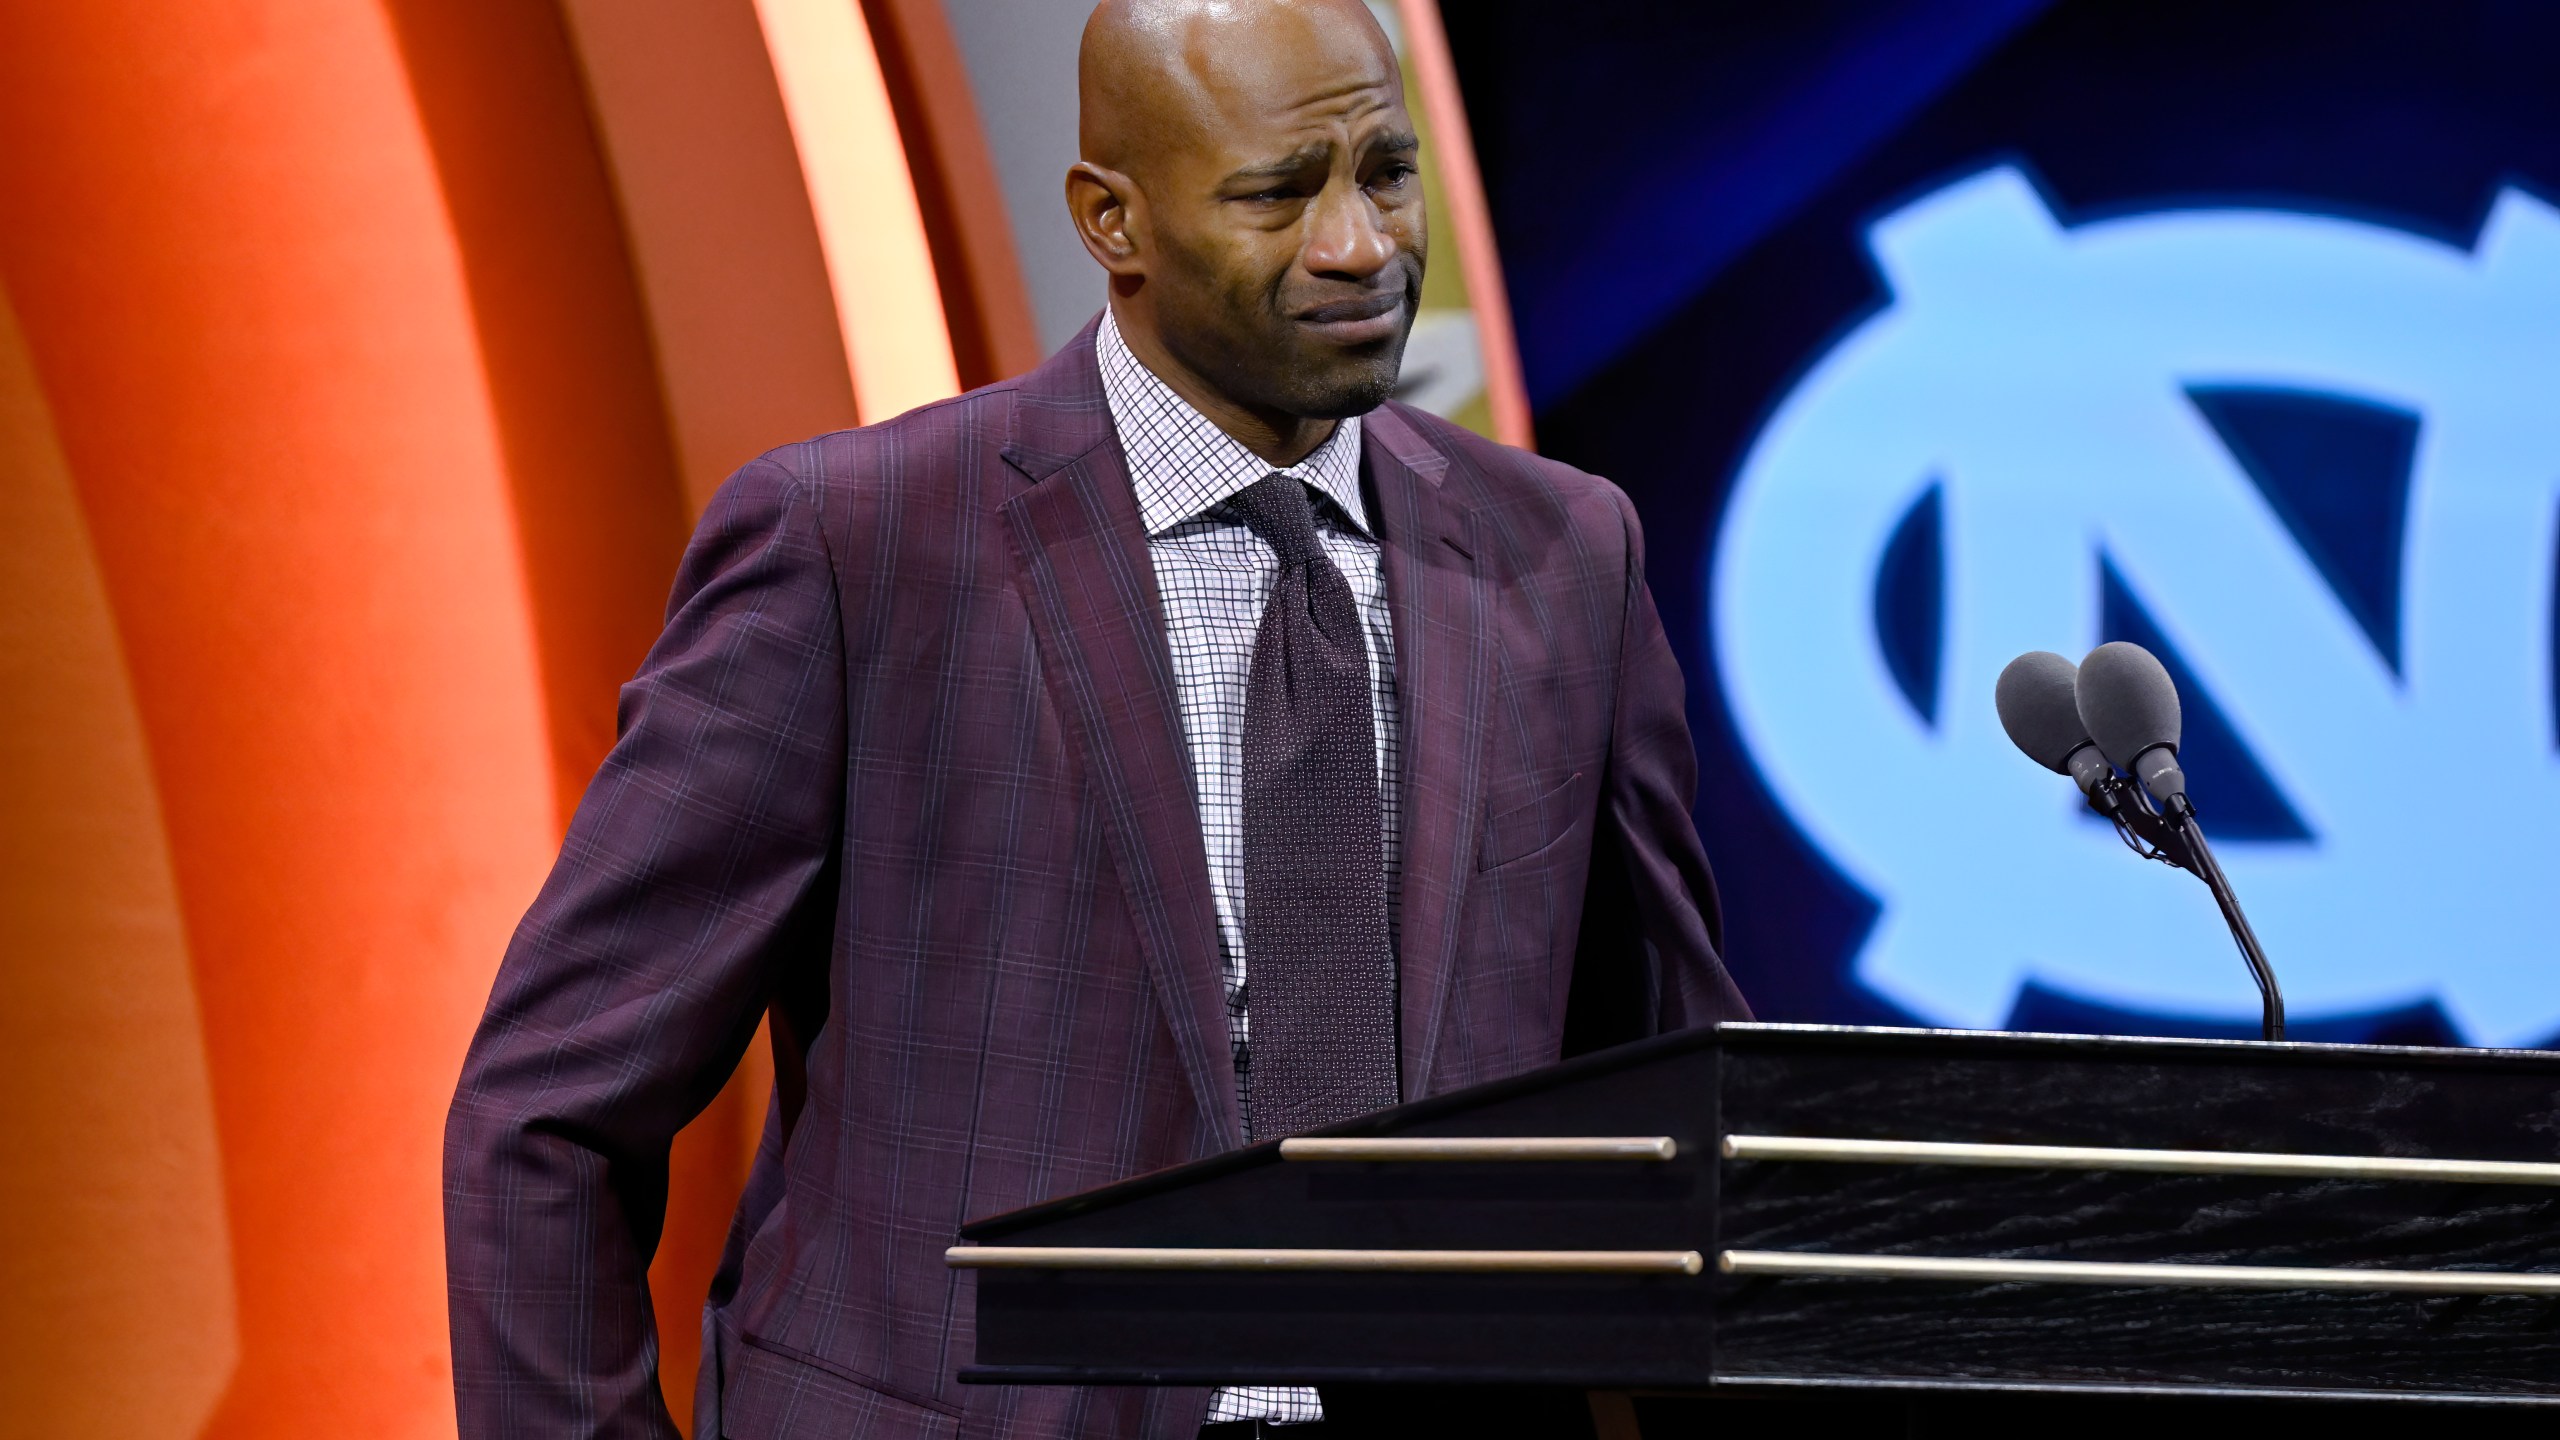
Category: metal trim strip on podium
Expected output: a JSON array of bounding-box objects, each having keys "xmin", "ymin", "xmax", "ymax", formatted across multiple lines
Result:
[
  {"xmin": 1280, "ymin": 1136, "xmax": 1678, "ymax": 1162},
  {"xmin": 1722, "ymin": 1133, "xmax": 2560, "ymax": 1185},
  {"xmin": 1719, "ymin": 1249, "xmax": 2560, "ymax": 1294},
  {"xmin": 947, "ymin": 1245, "xmax": 1705, "ymax": 1274}
]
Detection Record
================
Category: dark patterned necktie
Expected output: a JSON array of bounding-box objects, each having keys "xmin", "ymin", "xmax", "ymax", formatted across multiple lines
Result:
[{"xmin": 1228, "ymin": 473, "xmax": 1400, "ymax": 1140}]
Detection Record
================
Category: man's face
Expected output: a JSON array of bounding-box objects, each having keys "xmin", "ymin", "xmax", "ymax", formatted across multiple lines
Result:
[{"xmin": 1135, "ymin": 18, "xmax": 1425, "ymax": 420}]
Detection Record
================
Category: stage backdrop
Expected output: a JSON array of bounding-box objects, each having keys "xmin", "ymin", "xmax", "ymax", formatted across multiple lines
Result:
[
  {"xmin": 1445, "ymin": 0, "xmax": 2560, "ymax": 1048},
  {"xmin": 0, "ymin": 2, "xmax": 1519, "ymax": 1436}
]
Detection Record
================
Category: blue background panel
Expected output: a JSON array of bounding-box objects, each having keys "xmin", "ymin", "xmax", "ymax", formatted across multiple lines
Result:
[{"xmin": 1446, "ymin": 0, "xmax": 2560, "ymax": 1045}]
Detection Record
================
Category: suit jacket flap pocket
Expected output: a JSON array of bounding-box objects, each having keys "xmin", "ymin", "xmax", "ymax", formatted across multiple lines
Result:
[{"xmin": 1479, "ymin": 770, "xmax": 1586, "ymax": 871}]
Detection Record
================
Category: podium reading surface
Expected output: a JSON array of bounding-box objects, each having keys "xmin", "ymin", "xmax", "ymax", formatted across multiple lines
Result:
[{"xmin": 952, "ymin": 1023, "xmax": 2560, "ymax": 1408}]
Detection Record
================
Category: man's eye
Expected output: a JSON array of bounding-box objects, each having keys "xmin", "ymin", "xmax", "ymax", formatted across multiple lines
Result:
[{"xmin": 1370, "ymin": 164, "xmax": 1417, "ymax": 190}]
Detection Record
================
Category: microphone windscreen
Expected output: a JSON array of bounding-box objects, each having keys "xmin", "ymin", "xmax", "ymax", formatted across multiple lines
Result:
[
  {"xmin": 1995, "ymin": 651, "xmax": 2089, "ymax": 773},
  {"xmin": 2077, "ymin": 641, "xmax": 2182, "ymax": 771}
]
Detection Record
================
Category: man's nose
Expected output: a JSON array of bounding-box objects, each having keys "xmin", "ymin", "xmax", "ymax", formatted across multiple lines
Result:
[{"xmin": 1300, "ymin": 179, "xmax": 1398, "ymax": 282}]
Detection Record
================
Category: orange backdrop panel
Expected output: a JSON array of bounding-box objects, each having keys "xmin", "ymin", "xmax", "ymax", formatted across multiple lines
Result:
[
  {"xmin": 378, "ymin": 0, "xmax": 693, "ymax": 826},
  {"xmin": 0, "ymin": 0, "xmax": 1009, "ymax": 1432},
  {"xmin": 863, "ymin": 0, "xmax": 1044, "ymax": 386},
  {"xmin": 560, "ymin": 0, "xmax": 865, "ymax": 517},
  {"xmin": 0, "ymin": 2, "xmax": 561, "ymax": 1435},
  {"xmin": 0, "ymin": 278, "xmax": 238, "ymax": 1440}
]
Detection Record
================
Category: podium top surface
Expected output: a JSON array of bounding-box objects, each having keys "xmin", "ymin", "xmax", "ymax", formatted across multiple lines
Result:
[{"xmin": 958, "ymin": 1021, "xmax": 2560, "ymax": 1240}]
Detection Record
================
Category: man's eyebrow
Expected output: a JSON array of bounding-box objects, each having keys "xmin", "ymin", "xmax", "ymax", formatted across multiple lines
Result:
[
  {"xmin": 1222, "ymin": 129, "xmax": 1422, "ymax": 186},
  {"xmin": 1223, "ymin": 142, "xmax": 1334, "ymax": 184}
]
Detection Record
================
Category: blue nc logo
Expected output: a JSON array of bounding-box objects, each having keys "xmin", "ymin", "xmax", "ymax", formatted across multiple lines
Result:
[{"xmin": 1711, "ymin": 165, "xmax": 2560, "ymax": 1045}]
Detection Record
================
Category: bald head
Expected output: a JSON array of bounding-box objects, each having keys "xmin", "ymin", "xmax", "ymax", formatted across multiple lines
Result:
[
  {"xmin": 1065, "ymin": 0, "xmax": 1425, "ymax": 462},
  {"xmin": 1080, "ymin": 0, "xmax": 1398, "ymax": 177}
]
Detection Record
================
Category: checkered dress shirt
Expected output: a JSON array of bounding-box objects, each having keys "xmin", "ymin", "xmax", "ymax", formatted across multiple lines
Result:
[{"xmin": 1097, "ymin": 312, "xmax": 1400, "ymax": 1427}]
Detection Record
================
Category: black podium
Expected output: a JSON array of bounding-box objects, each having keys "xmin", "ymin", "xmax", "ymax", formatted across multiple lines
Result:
[{"xmin": 950, "ymin": 1023, "xmax": 2560, "ymax": 1431}]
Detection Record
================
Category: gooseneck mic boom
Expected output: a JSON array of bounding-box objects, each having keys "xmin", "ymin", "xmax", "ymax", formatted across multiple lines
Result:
[{"xmin": 2067, "ymin": 642, "xmax": 2285, "ymax": 1040}]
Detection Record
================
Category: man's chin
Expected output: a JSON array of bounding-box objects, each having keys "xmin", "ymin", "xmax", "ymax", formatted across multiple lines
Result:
[{"xmin": 1277, "ymin": 347, "xmax": 1405, "ymax": 420}]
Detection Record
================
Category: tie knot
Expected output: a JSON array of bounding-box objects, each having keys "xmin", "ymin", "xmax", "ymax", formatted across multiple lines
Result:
[{"xmin": 1229, "ymin": 473, "xmax": 1324, "ymax": 567}]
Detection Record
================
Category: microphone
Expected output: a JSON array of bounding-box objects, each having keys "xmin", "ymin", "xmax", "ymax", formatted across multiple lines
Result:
[
  {"xmin": 2069, "ymin": 641, "xmax": 2285, "ymax": 1041},
  {"xmin": 1993, "ymin": 643, "xmax": 2286, "ymax": 1039},
  {"xmin": 1995, "ymin": 651, "xmax": 2112, "ymax": 800},
  {"xmin": 2075, "ymin": 641, "xmax": 2188, "ymax": 809}
]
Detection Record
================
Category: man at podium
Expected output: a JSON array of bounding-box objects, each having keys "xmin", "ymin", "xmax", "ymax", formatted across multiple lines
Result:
[{"xmin": 443, "ymin": 1, "xmax": 1748, "ymax": 1435}]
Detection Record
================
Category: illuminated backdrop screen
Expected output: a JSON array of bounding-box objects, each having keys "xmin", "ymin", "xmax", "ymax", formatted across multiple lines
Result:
[{"xmin": 1445, "ymin": 1, "xmax": 2560, "ymax": 1045}]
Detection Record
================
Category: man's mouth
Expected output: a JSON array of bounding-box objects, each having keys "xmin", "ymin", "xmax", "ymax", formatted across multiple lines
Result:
[{"xmin": 1292, "ymin": 290, "xmax": 1408, "ymax": 347}]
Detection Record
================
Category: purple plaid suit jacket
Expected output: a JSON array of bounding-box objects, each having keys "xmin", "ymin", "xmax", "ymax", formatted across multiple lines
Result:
[{"xmin": 444, "ymin": 320, "xmax": 1749, "ymax": 1440}]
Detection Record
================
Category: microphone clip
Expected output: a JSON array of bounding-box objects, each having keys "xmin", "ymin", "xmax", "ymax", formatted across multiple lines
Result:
[{"xmin": 2082, "ymin": 773, "xmax": 2199, "ymax": 872}]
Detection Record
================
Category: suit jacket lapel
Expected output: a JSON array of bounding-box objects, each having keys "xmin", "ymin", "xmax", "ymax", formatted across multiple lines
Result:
[
  {"xmin": 1365, "ymin": 405, "xmax": 1492, "ymax": 1100},
  {"xmin": 999, "ymin": 325, "xmax": 1242, "ymax": 1150}
]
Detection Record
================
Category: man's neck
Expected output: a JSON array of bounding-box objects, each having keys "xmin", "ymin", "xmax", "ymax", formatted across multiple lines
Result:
[{"xmin": 1109, "ymin": 305, "xmax": 1336, "ymax": 467}]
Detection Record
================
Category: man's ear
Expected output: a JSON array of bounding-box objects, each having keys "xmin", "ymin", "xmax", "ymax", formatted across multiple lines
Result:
[{"xmin": 1067, "ymin": 161, "xmax": 1145, "ymax": 278}]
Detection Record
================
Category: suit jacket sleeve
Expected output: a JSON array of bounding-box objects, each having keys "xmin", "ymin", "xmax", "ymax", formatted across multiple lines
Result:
[
  {"xmin": 444, "ymin": 457, "xmax": 846, "ymax": 1438},
  {"xmin": 1588, "ymin": 486, "xmax": 1751, "ymax": 1034}
]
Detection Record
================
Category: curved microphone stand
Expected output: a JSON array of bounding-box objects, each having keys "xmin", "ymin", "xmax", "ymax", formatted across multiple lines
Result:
[
  {"xmin": 2088, "ymin": 777, "xmax": 2286, "ymax": 1041},
  {"xmin": 2162, "ymin": 800, "xmax": 2285, "ymax": 1042}
]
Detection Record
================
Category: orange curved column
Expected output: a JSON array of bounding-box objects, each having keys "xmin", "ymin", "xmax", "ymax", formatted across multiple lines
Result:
[
  {"xmin": 0, "ymin": 279, "xmax": 238, "ymax": 1440},
  {"xmin": 1395, "ymin": 0, "xmax": 1534, "ymax": 450},
  {"xmin": 864, "ymin": 0, "xmax": 1045, "ymax": 386},
  {"xmin": 0, "ymin": 2, "xmax": 560, "ymax": 1436},
  {"xmin": 754, "ymin": 0, "xmax": 962, "ymax": 420},
  {"xmin": 379, "ymin": 0, "xmax": 695, "ymax": 826},
  {"xmin": 560, "ymin": 0, "xmax": 863, "ymax": 516},
  {"xmin": 0, "ymin": 0, "xmax": 982, "ymax": 1434}
]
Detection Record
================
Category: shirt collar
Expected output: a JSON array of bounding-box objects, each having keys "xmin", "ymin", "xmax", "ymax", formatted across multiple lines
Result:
[{"xmin": 1096, "ymin": 308, "xmax": 1371, "ymax": 540}]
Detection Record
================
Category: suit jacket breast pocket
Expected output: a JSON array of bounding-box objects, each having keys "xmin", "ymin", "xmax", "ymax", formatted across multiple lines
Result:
[{"xmin": 1478, "ymin": 771, "xmax": 1587, "ymax": 872}]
